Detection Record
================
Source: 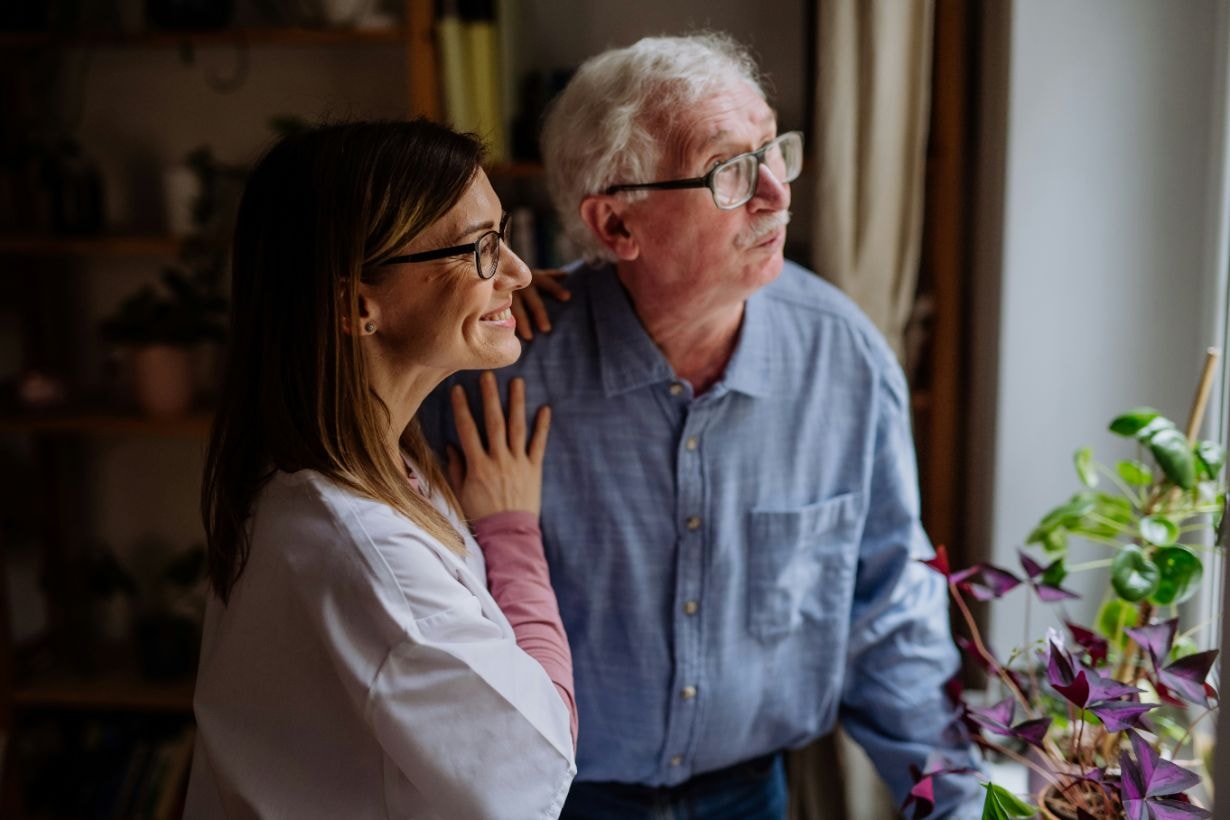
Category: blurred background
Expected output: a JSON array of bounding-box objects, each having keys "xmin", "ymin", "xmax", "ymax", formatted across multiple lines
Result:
[{"xmin": 0, "ymin": 0, "xmax": 1228, "ymax": 817}]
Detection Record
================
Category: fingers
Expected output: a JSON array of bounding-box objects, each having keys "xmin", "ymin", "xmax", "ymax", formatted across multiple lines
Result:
[
  {"xmin": 511, "ymin": 291, "xmax": 534, "ymax": 341},
  {"xmin": 538, "ymin": 269, "xmax": 572, "ymax": 301},
  {"xmin": 479, "ymin": 371, "xmax": 507, "ymax": 451},
  {"xmin": 528, "ymin": 405, "xmax": 551, "ymax": 463},
  {"xmin": 450, "ymin": 384, "xmax": 483, "ymax": 461},
  {"xmin": 522, "ymin": 286, "xmax": 552, "ymax": 334},
  {"xmin": 446, "ymin": 444, "xmax": 464, "ymax": 492},
  {"xmin": 507, "ymin": 378, "xmax": 527, "ymax": 454}
]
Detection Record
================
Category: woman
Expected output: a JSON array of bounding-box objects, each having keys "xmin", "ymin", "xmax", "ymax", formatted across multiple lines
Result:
[{"xmin": 184, "ymin": 120, "xmax": 576, "ymax": 819}]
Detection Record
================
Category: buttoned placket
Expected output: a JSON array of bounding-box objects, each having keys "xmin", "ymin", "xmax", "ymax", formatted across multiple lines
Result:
[{"xmin": 660, "ymin": 381, "xmax": 711, "ymax": 781}]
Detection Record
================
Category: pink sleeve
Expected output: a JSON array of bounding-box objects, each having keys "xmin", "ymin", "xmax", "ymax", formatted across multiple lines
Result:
[{"xmin": 472, "ymin": 511, "xmax": 578, "ymax": 750}]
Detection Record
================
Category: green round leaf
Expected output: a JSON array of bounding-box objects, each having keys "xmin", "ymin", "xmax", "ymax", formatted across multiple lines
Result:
[
  {"xmin": 1109, "ymin": 407, "xmax": 1161, "ymax": 437},
  {"xmin": 1135, "ymin": 415, "xmax": 1178, "ymax": 442},
  {"xmin": 1116, "ymin": 459, "xmax": 1154, "ymax": 487},
  {"xmin": 1095, "ymin": 597, "xmax": 1139, "ymax": 645},
  {"xmin": 1149, "ymin": 546, "xmax": 1203, "ymax": 606},
  {"xmin": 1196, "ymin": 440, "xmax": 1225, "ymax": 480},
  {"xmin": 1139, "ymin": 515, "xmax": 1178, "ymax": 547},
  {"xmin": 1039, "ymin": 528, "xmax": 1068, "ymax": 554},
  {"xmin": 1149, "ymin": 428, "xmax": 1197, "ymax": 490},
  {"xmin": 1074, "ymin": 447, "xmax": 1098, "ymax": 488},
  {"xmin": 1111, "ymin": 545, "xmax": 1161, "ymax": 602},
  {"xmin": 1171, "ymin": 635, "xmax": 1200, "ymax": 662},
  {"xmin": 1041, "ymin": 557, "xmax": 1067, "ymax": 587}
]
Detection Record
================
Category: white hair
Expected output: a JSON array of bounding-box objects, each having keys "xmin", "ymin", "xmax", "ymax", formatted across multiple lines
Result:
[{"xmin": 539, "ymin": 33, "xmax": 767, "ymax": 263}]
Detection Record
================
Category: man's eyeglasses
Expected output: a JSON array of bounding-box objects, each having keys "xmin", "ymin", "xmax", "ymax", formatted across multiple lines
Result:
[
  {"xmin": 604, "ymin": 131, "xmax": 804, "ymax": 210},
  {"xmin": 379, "ymin": 211, "xmax": 511, "ymax": 280}
]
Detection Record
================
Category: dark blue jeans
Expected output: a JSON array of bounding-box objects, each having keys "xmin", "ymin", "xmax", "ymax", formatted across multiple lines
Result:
[{"xmin": 560, "ymin": 754, "xmax": 787, "ymax": 820}]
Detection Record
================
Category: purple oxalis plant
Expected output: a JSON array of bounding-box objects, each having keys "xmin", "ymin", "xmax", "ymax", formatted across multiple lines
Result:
[{"xmin": 909, "ymin": 402, "xmax": 1226, "ymax": 817}]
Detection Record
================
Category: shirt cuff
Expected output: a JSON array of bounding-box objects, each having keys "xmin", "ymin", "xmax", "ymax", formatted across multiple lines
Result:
[{"xmin": 472, "ymin": 510, "xmax": 541, "ymax": 540}]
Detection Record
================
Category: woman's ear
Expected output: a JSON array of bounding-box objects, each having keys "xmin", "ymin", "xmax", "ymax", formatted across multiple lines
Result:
[
  {"xmin": 579, "ymin": 196, "xmax": 639, "ymax": 261},
  {"xmin": 339, "ymin": 279, "xmax": 378, "ymax": 336}
]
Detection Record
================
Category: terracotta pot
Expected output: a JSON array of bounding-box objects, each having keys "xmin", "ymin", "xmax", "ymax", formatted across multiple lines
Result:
[
  {"xmin": 1036, "ymin": 780, "xmax": 1122, "ymax": 819},
  {"xmin": 131, "ymin": 344, "xmax": 196, "ymax": 417}
]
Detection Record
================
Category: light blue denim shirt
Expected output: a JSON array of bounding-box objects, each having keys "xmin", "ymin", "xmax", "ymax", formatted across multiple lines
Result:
[{"xmin": 420, "ymin": 260, "xmax": 980, "ymax": 812}]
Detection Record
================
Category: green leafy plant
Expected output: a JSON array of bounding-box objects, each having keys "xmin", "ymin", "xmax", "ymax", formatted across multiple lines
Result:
[
  {"xmin": 904, "ymin": 363, "xmax": 1224, "ymax": 818},
  {"xmin": 99, "ymin": 264, "xmax": 226, "ymax": 348}
]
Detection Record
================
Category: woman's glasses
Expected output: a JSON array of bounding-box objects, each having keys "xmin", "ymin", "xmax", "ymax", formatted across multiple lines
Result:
[{"xmin": 380, "ymin": 211, "xmax": 511, "ymax": 280}]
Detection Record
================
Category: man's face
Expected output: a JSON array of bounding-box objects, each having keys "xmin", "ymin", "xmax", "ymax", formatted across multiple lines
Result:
[{"xmin": 620, "ymin": 80, "xmax": 791, "ymax": 304}]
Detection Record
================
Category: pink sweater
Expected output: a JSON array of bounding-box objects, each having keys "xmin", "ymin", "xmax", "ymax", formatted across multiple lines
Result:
[{"xmin": 473, "ymin": 511, "xmax": 578, "ymax": 750}]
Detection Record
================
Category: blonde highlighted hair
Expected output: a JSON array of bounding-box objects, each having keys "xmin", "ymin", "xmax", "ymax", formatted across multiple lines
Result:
[{"xmin": 202, "ymin": 120, "xmax": 480, "ymax": 603}]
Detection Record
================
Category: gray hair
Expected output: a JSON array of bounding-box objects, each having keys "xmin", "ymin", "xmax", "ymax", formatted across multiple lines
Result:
[{"xmin": 540, "ymin": 33, "xmax": 767, "ymax": 263}]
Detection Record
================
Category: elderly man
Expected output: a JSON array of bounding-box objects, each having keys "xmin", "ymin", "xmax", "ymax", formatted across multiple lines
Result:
[{"xmin": 421, "ymin": 33, "xmax": 979, "ymax": 819}]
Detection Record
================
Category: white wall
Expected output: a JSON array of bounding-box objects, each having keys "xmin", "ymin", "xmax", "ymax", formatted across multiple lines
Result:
[{"xmin": 972, "ymin": 0, "xmax": 1228, "ymax": 655}]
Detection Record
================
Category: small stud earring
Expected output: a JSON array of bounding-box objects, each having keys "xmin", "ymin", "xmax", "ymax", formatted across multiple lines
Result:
[{"xmin": 364, "ymin": 322, "xmax": 376, "ymax": 334}]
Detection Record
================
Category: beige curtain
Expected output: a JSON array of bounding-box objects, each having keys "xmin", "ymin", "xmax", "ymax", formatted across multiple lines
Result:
[
  {"xmin": 792, "ymin": 2, "xmax": 935, "ymax": 819},
  {"xmin": 810, "ymin": 0, "xmax": 935, "ymax": 359}
]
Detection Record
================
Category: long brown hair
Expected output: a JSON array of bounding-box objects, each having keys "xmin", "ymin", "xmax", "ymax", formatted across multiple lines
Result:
[{"xmin": 202, "ymin": 120, "xmax": 480, "ymax": 603}]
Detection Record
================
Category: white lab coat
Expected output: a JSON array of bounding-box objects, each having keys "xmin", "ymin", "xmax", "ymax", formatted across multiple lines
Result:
[{"xmin": 183, "ymin": 469, "xmax": 576, "ymax": 819}]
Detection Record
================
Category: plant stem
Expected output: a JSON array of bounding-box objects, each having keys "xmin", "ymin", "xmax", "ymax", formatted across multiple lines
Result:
[
  {"xmin": 972, "ymin": 736, "xmax": 1067, "ymax": 792},
  {"xmin": 1170, "ymin": 706, "xmax": 1218, "ymax": 758},
  {"xmin": 1095, "ymin": 464, "xmax": 1143, "ymax": 507},
  {"xmin": 949, "ymin": 582, "xmax": 1036, "ymax": 717},
  {"xmin": 1065, "ymin": 558, "xmax": 1113, "ymax": 573}
]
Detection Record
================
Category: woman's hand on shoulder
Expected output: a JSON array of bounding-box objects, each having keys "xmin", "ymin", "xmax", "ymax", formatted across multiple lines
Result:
[
  {"xmin": 447, "ymin": 371, "xmax": 550, "ymax": 519},
  {"xmin": 511, "ymin": 269, "xmax": 571, "ymax": 341}
]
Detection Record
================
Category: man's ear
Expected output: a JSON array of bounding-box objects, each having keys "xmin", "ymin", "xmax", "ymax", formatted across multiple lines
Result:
[{"xmin": 579, "ymin": 195, "xmax": 640, "ymax": 261}]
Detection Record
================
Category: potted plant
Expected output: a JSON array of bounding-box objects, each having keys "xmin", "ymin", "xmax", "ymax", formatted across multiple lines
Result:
[
  {"xmin": 99, "ymin": 262, "xmax": 226, "ymax": 417},
  {"xmin": 89, "ymin": 543, "xmax": 207, "ymax": 680},
  {"xmin": 902, "ymin": 353, "xmax": 1225, "ymax": 819}
]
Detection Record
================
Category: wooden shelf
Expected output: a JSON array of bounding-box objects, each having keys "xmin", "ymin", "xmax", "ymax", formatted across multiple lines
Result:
[
  {"xmin": 0, "ymin": 411, "xmax": 212, "ymax": 437},
  {"xmin": 12, "ymin": 670, "xmax": 194, "ymax": 714},
  {"xmin": 0, "ymin": 235, "xmax": 184, "ymax": 258},
  {"xmin": 0, "ymin": 26, "xmax": 408, "ymax": 49}
]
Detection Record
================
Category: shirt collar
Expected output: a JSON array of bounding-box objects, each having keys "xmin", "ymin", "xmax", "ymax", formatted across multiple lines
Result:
[{"xmin": 589, "ymin": 264, "xmax": 776, "ymax": 399}]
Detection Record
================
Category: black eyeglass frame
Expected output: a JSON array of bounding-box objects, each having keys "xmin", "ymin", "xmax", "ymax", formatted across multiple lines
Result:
[
  {"xmin": 378, "ymin": 211, "xmax": 511, "ymax": 280},
  {"xmin": 603, "ymin": 131, "xmax": 804, "ymax": 210}
]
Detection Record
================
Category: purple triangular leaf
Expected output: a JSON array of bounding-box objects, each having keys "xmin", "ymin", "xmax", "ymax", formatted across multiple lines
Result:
[
  {"xmin": 956, "ymin": 564, "xmax": 1023, "ymax": 601},
  {"xmin": 922, "ymin": 545, "xmax": 951, "ymax": 578},
  {"xmin": 1144, "ymin": 798, "xmax": 1212, "ymax": 820},
  {"xmin": 1129, "ymin": 730, "xmax": 1202, "ymax": 798},
  {"xmin": 1067, "ymin": 622, "xmax": 1109, "ymax": 667},
  {"xmin": 1018, "ymin": 549, "xmax": 1045, "ymax": 579},
  {"xmin": 1047, "ymin": 639, "xmax": 1076, "ymax": 687},
  {"xmin": 969, "ymin": 697, "xmax": 1015, "ymax": 732},
  {"xmin": 1034, "ymin": 582, "xmax": 1080, "ymax": 602},
  {"xmin": 1088, "ymin": 699, "xmax": 1157, "ymax": 732},
  {"xmin": 1159, "ymin": 650, "xmax": 1219, "ymax": 706},
  {"xmin": 1121, "ymin": 745, "xmax": 1145, "ymax": 802},
  {"xmin": 1084, "ymin": 666, "xmax": 1142, "ymax": 702},
  {"xmin": 1125, "ymin": 619, "xmax": 1179, "ymax": 669},
  {"xmin": 1054, "ymin": 669, "xmax": 1092, "ymax": 708},
  {"xmin": 1010, "ymin": 717, "xmax": 1051, "ymax": 749}
]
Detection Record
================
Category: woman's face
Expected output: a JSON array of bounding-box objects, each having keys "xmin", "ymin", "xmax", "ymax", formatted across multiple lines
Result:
[{"xmin": 360, "ymin": 171, "xmax": 531, "ymax": 381}]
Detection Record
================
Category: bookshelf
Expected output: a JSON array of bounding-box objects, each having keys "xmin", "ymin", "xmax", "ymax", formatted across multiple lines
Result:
[{"xmin": 0, "ymin": 2, "xmax": 440, "ymax": 816}]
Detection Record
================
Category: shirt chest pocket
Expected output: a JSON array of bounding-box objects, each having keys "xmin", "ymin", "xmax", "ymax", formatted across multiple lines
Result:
[{"xmin": 746, "ymin": 492, "xmax": 862, "ymax": 642}]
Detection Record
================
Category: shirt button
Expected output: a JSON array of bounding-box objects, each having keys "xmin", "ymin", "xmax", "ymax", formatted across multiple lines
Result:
[
  {"xmin": 681, "ymin": 685, "xmax": 698, "ymax": 700},
  {"xmin": 669, "ymin": 382, "xmax": 684, "ymax": 396},
  {"xmin": 670, "ymin": 755, "xmax": 683, "ymax": 767},
  {"xmin": 686, "ymin": 516, "xmax": 701, "ymax": 531},
  {"xmin": 683, "ymin": 600, "xmax": 699, "ymax": 615},
  {"xmin": 685, "ymin": 436, "xmax": 699, "ymax": 451}
]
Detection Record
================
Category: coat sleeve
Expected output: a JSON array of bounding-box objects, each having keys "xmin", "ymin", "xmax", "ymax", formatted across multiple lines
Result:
[{"xmin": 280, "ymin": 478, "xmax": 576, "ymax": 820}]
